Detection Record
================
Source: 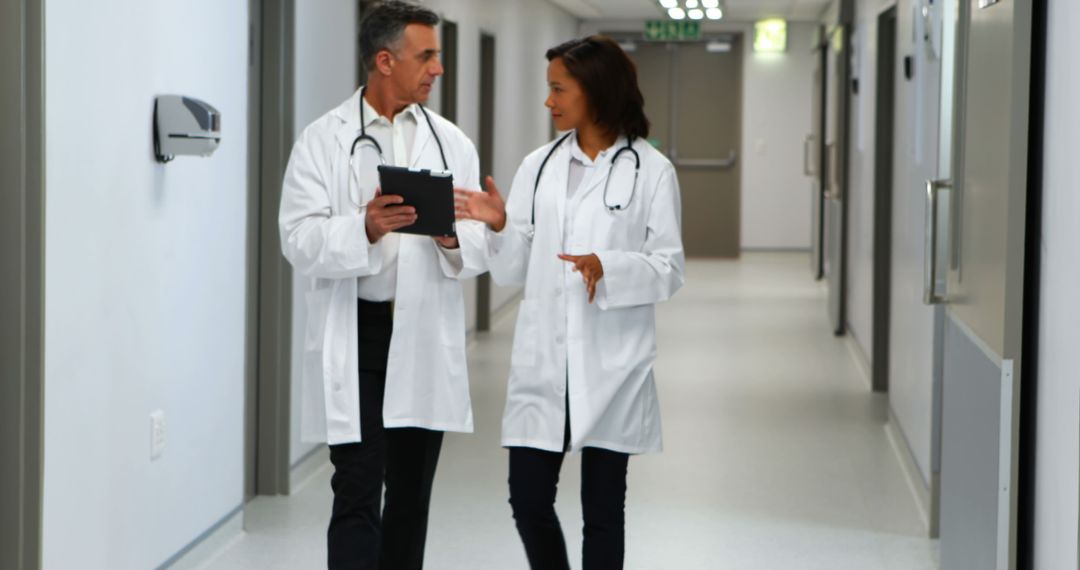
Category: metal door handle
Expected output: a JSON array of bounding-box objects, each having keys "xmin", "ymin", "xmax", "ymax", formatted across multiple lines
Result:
[
  {"xmin": 924, "ymin": 179, "xmax": 952, "ymax": 304},
  {"xmin": 673, "ymin": 150, "xmax": 737, "ymax": 170},
  {"xmin": 804, "ymin": 135, "xmax": 816, "ymax": 176}
]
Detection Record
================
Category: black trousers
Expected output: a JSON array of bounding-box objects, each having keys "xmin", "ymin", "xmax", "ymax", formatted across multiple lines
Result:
[
  {"xmin": 327, "ymin": 299, "xmax": 444, "ymax": 570},
  {"xmin": 507, "ymin": 414, "xmax": 630, "ymax": 570}
]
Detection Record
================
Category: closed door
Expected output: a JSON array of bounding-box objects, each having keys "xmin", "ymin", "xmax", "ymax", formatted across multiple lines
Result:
[
  {"xmin": 934, "ymin": 0, "xmax": 1035, "ymax": 568},
  {"xmin": 809, "ymin": 40, "xmax": 826, "ymax": 280},
  {"xmin": 630, "ymin": 39, "xmax": 742, "ymax": 257},
  {"xmin": 823, "ymin": 20, "xmax": 850, "ymax": 335}
]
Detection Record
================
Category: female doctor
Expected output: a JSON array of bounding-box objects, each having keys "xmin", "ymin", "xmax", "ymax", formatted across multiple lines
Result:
[{"xmin": 456, "ymin": 36, "xmax": 685, "ymax": 569}]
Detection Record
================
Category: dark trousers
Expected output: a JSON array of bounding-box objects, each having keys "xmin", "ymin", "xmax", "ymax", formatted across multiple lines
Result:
[
  {"xmin": 508, "ymin": 416, "xmax": 630, "ymax": 569},
  {"xmin": 327, "ymin": 299, "xmax": 444, "ymax": 570}
]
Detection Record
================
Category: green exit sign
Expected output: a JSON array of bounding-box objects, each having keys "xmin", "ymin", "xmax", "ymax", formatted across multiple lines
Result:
[{"xmin": 644, "ymin": 20, "xmax": 702, "ymax": 42}]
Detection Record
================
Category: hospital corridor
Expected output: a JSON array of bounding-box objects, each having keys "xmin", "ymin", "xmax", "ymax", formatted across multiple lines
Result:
[
  {"xmin": 203, "ymin": 255, "xmax": 938, "ymax": 569},
  {"xmin": 3, "ymin": 1, "xmax": 1079, "ymax": 569}
]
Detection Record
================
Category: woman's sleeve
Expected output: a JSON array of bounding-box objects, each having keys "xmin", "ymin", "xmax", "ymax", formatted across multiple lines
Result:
[
  {"xmin": 486, "ymin": 160, "xmax": 537, "ymax": 287},
  {"xmin": 593, "ymin": 163, "xmax": 685, "ymax": 310}
]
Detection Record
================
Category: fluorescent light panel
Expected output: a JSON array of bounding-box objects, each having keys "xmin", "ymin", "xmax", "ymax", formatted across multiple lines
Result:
[{"xmin": 657, "ymin": 0, "xmax": 722, "ymax": 20}]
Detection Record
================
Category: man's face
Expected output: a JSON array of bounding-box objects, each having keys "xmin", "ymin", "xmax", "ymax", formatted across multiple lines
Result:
[{"xmin": 386, "ymin": 24, "xmax": 443, "ymax": 104}]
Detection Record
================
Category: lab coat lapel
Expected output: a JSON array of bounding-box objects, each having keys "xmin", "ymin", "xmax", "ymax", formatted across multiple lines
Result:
[
  {"xmin": 333, "ymin": 89, "xmax": 364, "ymax": 156},
  {"xmin": 547, "ymin": 145, "xmax": 570, "ymax": 241},
  {"xmin": 574, "ymin": 135, "xmax": 627, "ymax": 205},
  {"xmin": 410, "ymin": 107, "xmax": 435, "ymax": 169}
]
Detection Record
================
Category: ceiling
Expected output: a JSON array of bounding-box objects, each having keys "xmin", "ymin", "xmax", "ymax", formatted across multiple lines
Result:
[{"xmin": 547, "ymin": 0, "xmax": 833, "ymax": 22}]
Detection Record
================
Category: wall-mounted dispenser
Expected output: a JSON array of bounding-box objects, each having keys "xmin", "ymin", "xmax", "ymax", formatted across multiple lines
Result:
[{"xmin": 153, "ymin": 95, "xmax": 221, "ymax": 163}]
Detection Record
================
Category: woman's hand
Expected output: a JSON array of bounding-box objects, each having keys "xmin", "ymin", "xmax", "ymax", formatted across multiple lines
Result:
[
  {"xmin": 558, "ymin": 253, "xmax": 604, "ymax": 304},
  {"xmin": 454, "ymin": 176, "xmax": 507, "ymax": 232}
]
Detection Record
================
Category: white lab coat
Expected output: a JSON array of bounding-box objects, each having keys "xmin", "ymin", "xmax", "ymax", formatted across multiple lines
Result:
[
  {"xmin": 489, "ymin": 134, "xmax": 685, "ymax": 454},
  {"xmin": 279, "ymin": 88, "xmax": 486, "ymax": 445}
]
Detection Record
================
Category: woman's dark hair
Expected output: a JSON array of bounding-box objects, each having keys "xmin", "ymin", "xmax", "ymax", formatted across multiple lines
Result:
[
  {"xmin": 545, "ymin": 35, "xmax": 650, "ymax": 140},
  {"xmin": 359, "ymin": 1, "xmax": 440, "ymax": 72}
]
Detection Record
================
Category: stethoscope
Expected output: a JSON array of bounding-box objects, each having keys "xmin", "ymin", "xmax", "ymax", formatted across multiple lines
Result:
[
  {"xmin": 531, "ymin": 131, "xmax": 639, "ymax": 225},
  {"xmin": 346, "ymin": 86, "xmax": 449, "ymax": 212}
]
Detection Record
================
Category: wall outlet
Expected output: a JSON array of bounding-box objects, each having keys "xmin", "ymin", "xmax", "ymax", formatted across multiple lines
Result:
[{"xmin": 150, "ymin": 410, "xmax": 166, "ymax": 460}]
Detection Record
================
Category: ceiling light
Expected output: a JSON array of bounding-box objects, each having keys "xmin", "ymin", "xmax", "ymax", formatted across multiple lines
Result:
[
  {"xmin": 618, "ymin": 40, "xmax": 638, "ymax": 52},
  {"xmin": 706, "ymin": 7, "xmax": 723, "ymax": 19},
  {"xmin": 658, "ymin": 0, "xmax": 678, "ymax": 8},
  {"xmin": 669, "ymin": 7, "xmax": 686, "ymax": 19},
  {"xmin": 686, "ymin": 0, "xmax": 699, "ymax": 8},
  {"xmin": 688, "ymin": 8, "xmax": 704, "ymax": 20},
  {"xmin": 702, "ymin": 0, "xmax": 719, "ymax": 7}
]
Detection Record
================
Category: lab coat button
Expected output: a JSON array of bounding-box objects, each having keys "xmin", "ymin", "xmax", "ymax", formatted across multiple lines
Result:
[
  {"xmin": 555, "ymin": 288, "xmax": 563, "ymax": 297},
  {"xmin": 333, "ymin": 383, "xmax": 342, "ymax": 392},
  {"xmin": 556, "ymin": 335, "xmax": 564, "ymax": 344}
]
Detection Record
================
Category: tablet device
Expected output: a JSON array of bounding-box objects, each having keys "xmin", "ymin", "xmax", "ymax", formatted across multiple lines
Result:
[{"xmin": 377, "ymin": 165, "xmax": 456, "ymax": 238}]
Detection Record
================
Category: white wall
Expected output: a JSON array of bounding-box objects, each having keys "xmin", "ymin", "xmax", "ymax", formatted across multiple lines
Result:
[
  {"xmin": 42, "ymin": 2, "xmax": 249, "ymax": 568},
  {"xmin": 290, "ymin": 0, "xmax": 358, "ymax": 469},
  {"xmin": 1033, "ymin": 1, "xmax": 1080, "ymax": 566},
  {"xmin": 845, "ymin": 0, "xmax": 885, "ymax": 364},
  {"xmin": 580, "ymin": 19, "xmax": 818, "ymax": 251},
  {"xmin": 740, "ymin": 22, "xmax": 817, "ymax": 250},
  {"xmin": 844, "ymin": 0, "xmax": 941, "ymax": 487}
]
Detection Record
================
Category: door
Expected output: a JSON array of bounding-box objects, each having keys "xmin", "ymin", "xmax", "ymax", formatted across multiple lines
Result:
[
  {"xmin": 871, "ymin": 7, "xmax": 897, "ymax": 393},
  {"xmin": 934, "ymin": 0, "xmax": 1035, "ymax": 567},
  {"xmin": 476, "ymin": 32, "xmax": 495, "ymax": 331},
  {"xmin": 630, "ymin": 38, "xmax": 742, "ymax": 257},
  {"xmin": 823, "ymin": 5, "xmax": 853, "ymax": 335},
  {"xmin": 808, "ymin": 36, "xmax": 826, "ymax": 280}
]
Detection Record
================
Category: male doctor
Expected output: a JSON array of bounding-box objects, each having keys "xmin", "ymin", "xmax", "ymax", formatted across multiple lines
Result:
[{"xmin": 278, "ymin": 2, "xmax": 486, "ymax": 568}]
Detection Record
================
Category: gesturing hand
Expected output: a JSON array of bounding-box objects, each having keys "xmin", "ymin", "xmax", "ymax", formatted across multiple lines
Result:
[
  {"xmin": 558, "ymin": 253, "xmax": 604, "ymax": 304},
  {"xmin": 454, "ymin": 176, "xmax": 507, "ymax": 232},
  {"xmin": 365, "ymin": 189, "xmax": 416, "ymax": 243}
]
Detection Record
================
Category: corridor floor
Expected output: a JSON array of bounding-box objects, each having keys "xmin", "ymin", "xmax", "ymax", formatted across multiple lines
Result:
[{"xmin": 202, "ymin": 254, "xmax": 940, "ymax": 569}]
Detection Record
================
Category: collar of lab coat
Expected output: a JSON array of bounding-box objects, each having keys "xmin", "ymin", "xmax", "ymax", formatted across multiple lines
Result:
[
  {"xmin": 332, "ymin": 87, "xmax": 434, "ymax": 169},
  {"xmin": 567, "ymin": 133, "xmax": 631, "ymax": 204}
]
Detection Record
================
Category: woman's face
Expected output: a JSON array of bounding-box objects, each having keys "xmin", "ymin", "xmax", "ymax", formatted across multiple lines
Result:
[{"xmin": 545, "ymin": 57, "xmax": 591, "ymax": 132}]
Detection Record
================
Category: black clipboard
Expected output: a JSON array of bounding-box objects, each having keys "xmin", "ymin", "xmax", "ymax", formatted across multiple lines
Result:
[{"xmin": 377, "ymin": 165, "xmax": 456, "ymax": 238}]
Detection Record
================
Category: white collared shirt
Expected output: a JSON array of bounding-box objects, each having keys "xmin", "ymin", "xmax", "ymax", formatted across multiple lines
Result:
[{"xmin": 356, "ymin": 95, "xmax": 419, "ymax": 302}]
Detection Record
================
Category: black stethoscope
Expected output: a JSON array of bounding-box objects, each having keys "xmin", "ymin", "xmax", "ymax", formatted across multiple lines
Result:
[
  {"xmin": 347, "ymin": 86, "xmax": 449, "ymax": 212},
  {"xmin": 531, "ymin": 131, "xmax": 639, "ymax": 225}
]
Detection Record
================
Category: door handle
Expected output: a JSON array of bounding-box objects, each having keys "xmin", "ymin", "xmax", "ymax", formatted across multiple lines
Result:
[
  {"xmin": 804, "ymin": 135, "xmax": 816, "ymax": 176},
  {"xmin": 673, "ymin": 150, "xmax": 737, "ymax": 170},
  {"xmin": 924, "ymin": 179, "xmax": 952, "ymax": 305}
]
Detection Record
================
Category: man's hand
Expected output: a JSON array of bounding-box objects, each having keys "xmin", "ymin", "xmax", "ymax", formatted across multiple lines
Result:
[
  {"xmin": 557, "ymin": 253, "xmax": 604, "ymax": 304},
  {"xmin": 365, "ymin": 189, "xmax": 416, "ymax": 243},
  {"xmin": 454, "ymin": 176, "xmax": 507, "ymax": 232}
]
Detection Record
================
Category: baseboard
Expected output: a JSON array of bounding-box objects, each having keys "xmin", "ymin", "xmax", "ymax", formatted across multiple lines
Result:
[
  {"xmin": 158, "ymin": 505, "xmax": 243, "ymax": 570},
  {"xmin": 885, "ymin": 409, "xmax": 935, "ymax": 537},
  {"xmin": 289, "ymin": 444, "xmax": 330, "ymax": 495},
  {"xmin": 845, "ymin": 332, "xmax": 873, "ymax": 391}
]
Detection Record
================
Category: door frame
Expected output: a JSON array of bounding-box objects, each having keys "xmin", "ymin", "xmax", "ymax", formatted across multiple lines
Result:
[
  {"xmin": 0, "ymin": 0, "xmax": 45, "ymax": 567},
  {"xmin": 246, "ymin": 0, "xmax": 296, "ymax": 499},
  {"xmin": 1016, "ymin": 0, "xmax": 1048, "ymax": 566},
  {"xmin": 476, "ymin": 31, "xmax": 496, "ymax": 331}
]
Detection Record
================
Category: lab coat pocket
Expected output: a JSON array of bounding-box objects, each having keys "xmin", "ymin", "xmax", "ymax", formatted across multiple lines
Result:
[
  {"xmin": 510, "ymin": 299, "xmax": 539, "ymax": 367},
  {"xmin": 598, "ymin": 305, "xmax": 653, "ymax": 371}
]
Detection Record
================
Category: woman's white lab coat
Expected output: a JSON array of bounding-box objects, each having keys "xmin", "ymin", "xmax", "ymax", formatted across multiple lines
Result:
[
  {"xmin": 488, "ymin": 134, "xmax": 685, "ymax": 454},
  {"xmin": 279, "ymin": 89, "xmax": 487, "ymax": 445}
]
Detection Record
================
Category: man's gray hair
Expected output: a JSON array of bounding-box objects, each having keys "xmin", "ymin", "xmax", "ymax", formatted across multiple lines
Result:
[{"xmin": 359, "ymin": 1, "xmax": 440, "ymax": 72}]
